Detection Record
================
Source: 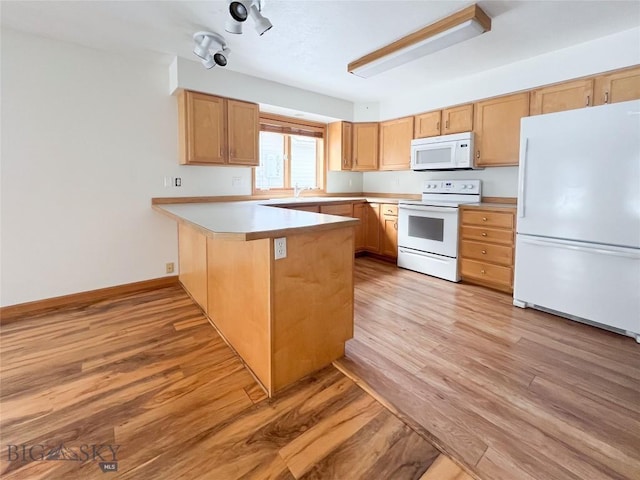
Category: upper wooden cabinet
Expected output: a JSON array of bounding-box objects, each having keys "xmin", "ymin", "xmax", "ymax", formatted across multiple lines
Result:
[
  {"xmin": 178, "ymin": 90, "xmax": 259, "ymax": 166},
  {"xmin": 379, "ymin": 116, "xmax": 413, "ymax": 171},
  {"xmin": 474, "ymin": 92, "xmax": 530, "ymax": 167},
  {"xmin": 327, "ymin": 121, "xmax": 353, "ymax": 171},
  {"xmin": 413, "ymin": 104, "xmax": 472, "ymax": 139},
  {"xmin": 442, "ymin": 104, "xmax": 474, "ymax": 134},
  {"xmin": 227, "ymin": 99, "xmax": 259, "ymax": 165},
  {"xmin": 352, "ymin": 122, "xmax": 379, "ymax": 171},
  {"xmin": 530, "ymin": 79, "xmax": 594, "ymax": 115},
  {"xmin": 414, "ymin": 111, "xmax": 441, "ymax": 138},
  {"xmin": 594, "ymin": 65, "xmax": 640, "ymax": 106}
]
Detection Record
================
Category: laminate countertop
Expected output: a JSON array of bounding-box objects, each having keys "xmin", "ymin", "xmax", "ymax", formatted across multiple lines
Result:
[{"xmin": 153, "ymin": 200, "xmax": 361, "ymax": 241}]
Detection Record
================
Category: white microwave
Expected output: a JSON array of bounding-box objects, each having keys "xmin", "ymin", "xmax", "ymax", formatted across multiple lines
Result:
[{"xmin": 411, "ymin": 131, "xmax": 479, "ymax": 170}]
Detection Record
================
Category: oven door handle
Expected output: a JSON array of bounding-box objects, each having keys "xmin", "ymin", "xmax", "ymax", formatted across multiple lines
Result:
[{"xmin": 399, "ymin": 205, "xmax": 457, "ymax": 213}]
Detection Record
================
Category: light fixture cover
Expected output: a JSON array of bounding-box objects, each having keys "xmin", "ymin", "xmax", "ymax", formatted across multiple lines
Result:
[{"xmin": 348, "ymin": 3, "xmax": 491, "ymax": 78}]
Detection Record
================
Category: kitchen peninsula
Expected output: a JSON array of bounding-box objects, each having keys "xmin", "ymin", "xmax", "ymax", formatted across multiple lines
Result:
[{"xmin": 153, "ymin": 200, "xmax": 359, "ymax": 396}]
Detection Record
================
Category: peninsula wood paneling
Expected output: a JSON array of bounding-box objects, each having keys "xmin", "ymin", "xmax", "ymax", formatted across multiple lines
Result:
[
  {"xmin": 178, "ymin": 223, "xmax": 208, "ymax": 312},
  {"xmin": 272, "ymin": 228, "xmax": 354, "ymax": 391},
  {"xmin": 0, "ymin": 285, "xmax": 446, "ymax": 480},
  {"xmin": 207, "ymin": 236, "xmax": 272, "ymax": 390}
]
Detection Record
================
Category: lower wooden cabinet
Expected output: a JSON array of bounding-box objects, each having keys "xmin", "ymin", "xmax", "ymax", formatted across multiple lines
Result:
[
  {"xmin": 380, "ymin": 204, "xmax": 398, "ymax": 258},
  {"xmin": 459, "ymin": 205, "xmax": 516, "ymax": 293},
  {"xmin": 277, "ymin": 200, "xmax": 397, "ymax": 260},
  {"xmin": 353, "ymin": 203, "xmax": 366, "ymax": 252},
  {"xmin": 364, "ymin": 203, "xmax": 381, "ymax": 252}
]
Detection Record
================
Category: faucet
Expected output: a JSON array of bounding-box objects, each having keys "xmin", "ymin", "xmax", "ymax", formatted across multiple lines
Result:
[{"xmin": 294, "ymin": 183, "xmax": 305, "ymax": 198}]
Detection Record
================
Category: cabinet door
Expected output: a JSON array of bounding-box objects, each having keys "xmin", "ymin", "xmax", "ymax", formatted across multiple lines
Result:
[
  {"xmin": 594, "ymin": 66, "xmax": 640, "ymax": 106},
  {"xmin": 180, "ymin": 91, "xmax": 226, "ymax": 165},
  {"xmin": 474, "ymin": 92, "xmax": 530, "ymax": 167},
  {"xmin": 442, "ymin": 104, "xmax": 473, "ymax": 134},
  {"xmin": 364, "ymin": 203, "xmax": 381, "ymax": 252},
  {"xmin": 352, "ymin": 123, "xmax": 379, "ymax": 171},
  {"xmin": 328, "ymin": 122, "xmax": 353, "ymax": 171},
  {"xmin": 414, "ymin": 111, "xmax": 441, "ymax": 138},
  {"xmin": 381, "ymin": 215, "xmax": 398, "ymax": 258},
  {"xmin": 227, "ymin": 99, "xmax": 259, "ymax": 166},
  {"xmin": 530, "ymin": 79, "xmax": 594, "ymax": 115},
  {"xmin": 379, "ymin": 117, "xmax": 413, "ymax": 171},
  {"xmin": 353, "ymin": 203, "xmax": 366, "ymax": 252}
]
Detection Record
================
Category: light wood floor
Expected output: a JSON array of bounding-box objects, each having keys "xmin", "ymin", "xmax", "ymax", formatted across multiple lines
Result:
[
  {"xmin": 0, "ymin": 285, "xmax": 470, "ymax": 479},
  {"xmin": 335, "ymin": 258, "xmax": 640, "ymax": 480}
]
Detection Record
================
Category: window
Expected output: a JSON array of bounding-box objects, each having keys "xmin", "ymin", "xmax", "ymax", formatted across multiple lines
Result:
[{"xmin": 253, "ymin": 114, "xmax": 325, "ymax": 194}]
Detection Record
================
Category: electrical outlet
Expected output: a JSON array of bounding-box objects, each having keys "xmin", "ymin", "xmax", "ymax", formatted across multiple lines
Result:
[
  {"xmin": 274, "ymin": 237, "xmax": 287, "ymax": 260},
  {"xmin": 174, "ymin": 177, "xmax": 182, "ymax": 187},
  {"xmin": 232, "ymin": 176, "xmax": 242, "ymax": 187},
  {"xmin": 166, "ymin": 262, "xmax": 175, "ymax": 274}
]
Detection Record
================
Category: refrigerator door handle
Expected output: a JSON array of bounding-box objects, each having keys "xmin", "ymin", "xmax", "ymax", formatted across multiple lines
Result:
[
  {"xmin": 519, "ymin": 236, "xmax": 640, "ymax": 259},
  {"xmin": 517, "ymin": 138, "xmax": 529, "ymax": 219}
]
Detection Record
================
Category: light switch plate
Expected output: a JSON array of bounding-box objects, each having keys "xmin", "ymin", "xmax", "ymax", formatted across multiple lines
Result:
[{"xmin": 274, "ymin": 237, "xmax": 287, "ymax": 260}]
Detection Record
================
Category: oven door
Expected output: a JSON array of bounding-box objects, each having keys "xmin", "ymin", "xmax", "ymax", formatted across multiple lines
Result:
[
  {"xmin": 411, "ymin": 141, "xmax": 457, "ymax": 170},
  {"xmin": 398, "ymin": 205, "xmax": 459, "ymax": 258}
]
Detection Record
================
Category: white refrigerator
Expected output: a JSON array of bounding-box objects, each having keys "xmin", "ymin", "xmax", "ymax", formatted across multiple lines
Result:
[{"xmin": 513, "ymin": 100, "xmax": 640, "ymax": 341}]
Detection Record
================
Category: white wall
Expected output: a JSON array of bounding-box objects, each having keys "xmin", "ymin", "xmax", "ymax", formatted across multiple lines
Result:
[
  {"xmin": 0, "ymin": 29, "xmax": 257, "ymax": 307},
  {"xmin": 378, "ymin": 27, "xmax": 640, "ymax": 119},
  {"xmin": 363, "ymin": 27, "xmax": 640, "ymax": 198},
  {"xmin": 170, "ymin": 56, "xmax": 354, "ymax": 121},
  {"xmin": 363, "ymin": 168, "xmax": 518, "ymax": 198}
]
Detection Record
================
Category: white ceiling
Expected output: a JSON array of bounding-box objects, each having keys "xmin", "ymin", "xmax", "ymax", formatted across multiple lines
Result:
[{"xmin": 2, "ymin": 1, "xmax": 639, "ymax": 103}]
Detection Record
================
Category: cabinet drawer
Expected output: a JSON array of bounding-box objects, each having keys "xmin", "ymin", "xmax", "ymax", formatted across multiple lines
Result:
[
  {"xmin": 461, "ymin": 210, "xmax": 514, "ymax": 229},
  {"xmin": 460, "ymin": 240, "xmax": 513, "ymax": 266},
  {"xmin": 320, "ymin": 203, "xmax": 353, "ymax": 217},
  {"xmin": 461, "ymin": 226, "xmax": 514, "ymax": 245},
  {"xmin": 460, "ymin": 259, "xmax": 513, "ymax": 287},
  {"xmin": 381, "ymin": 204, "xmax": 398, "ymax": 216}
]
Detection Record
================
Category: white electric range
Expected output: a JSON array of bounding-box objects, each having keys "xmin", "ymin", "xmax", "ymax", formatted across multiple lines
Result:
[{"xmin": 397, "ymin": 179, "xmax": 481, "ymax": 282}]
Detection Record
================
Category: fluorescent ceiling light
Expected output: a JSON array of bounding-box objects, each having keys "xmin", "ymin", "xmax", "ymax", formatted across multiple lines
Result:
[{"xmin": 348, "ymin": 4, "xmax": 491, "ymax": 78}]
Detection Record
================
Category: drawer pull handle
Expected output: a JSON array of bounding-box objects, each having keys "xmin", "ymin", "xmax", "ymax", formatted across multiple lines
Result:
[
  {"xmin": 482, "ymin": 217, "xmax": 487, "ymax": 221},
  {"xmin": 482, "ymin": 250, "xmax": 487, "ymax": 254},
  {"xmin": 481, "ymin": 232, "xmax": 487, "ymax": 237}
]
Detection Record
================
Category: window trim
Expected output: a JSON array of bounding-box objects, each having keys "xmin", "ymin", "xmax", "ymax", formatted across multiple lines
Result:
[{"xmin": 252, "ymin": 113, "xmax": 326, "ymax": 197}]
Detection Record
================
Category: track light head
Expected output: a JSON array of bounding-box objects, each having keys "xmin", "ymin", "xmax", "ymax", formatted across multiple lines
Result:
[
  {"xmin": 229, "ymin": 1, "xmax": 248, "ymax": 22},
  {"xmin": 201, "ymin": 55, "xmax": 217, "ymax": 70},
  {"xmin": 249, "ymin": 3, "xmax": 272, "ymax": 36},
  {"xmin": 213, "ymin": 47, "xmax": 231, "ymax": 67},
  {"xmin": 193, "ymin": 35, "xmax": 214, "ymax": 60},
  {"xmin": 192, "ymin": 32, "xmax": 229, "ymax": 69},
  {"xmin": 225, "ymin": 18, "xmax": 243, "ymax": 35}
]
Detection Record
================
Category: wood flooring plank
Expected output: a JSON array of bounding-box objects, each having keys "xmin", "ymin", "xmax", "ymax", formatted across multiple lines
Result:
[
  {"xmin": 343, "ymin": 257, "xmax": 640, "ymax": 480},
  {"xmin": 278, "ymin": 393, "xmax": 382, "ymax": 477},
  {"xmin": 419, "ymin": 455, "xmax": 473, "ymax": 480}
]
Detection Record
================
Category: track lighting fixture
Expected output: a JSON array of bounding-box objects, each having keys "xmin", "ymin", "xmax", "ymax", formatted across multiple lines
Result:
[
  {"xmin": 224, "ymin": 0, "xmax": 272, "ymax": 36},
  {"xmin": 192, "ymin": 32, "xmax": 230, "ymax": 69}
]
